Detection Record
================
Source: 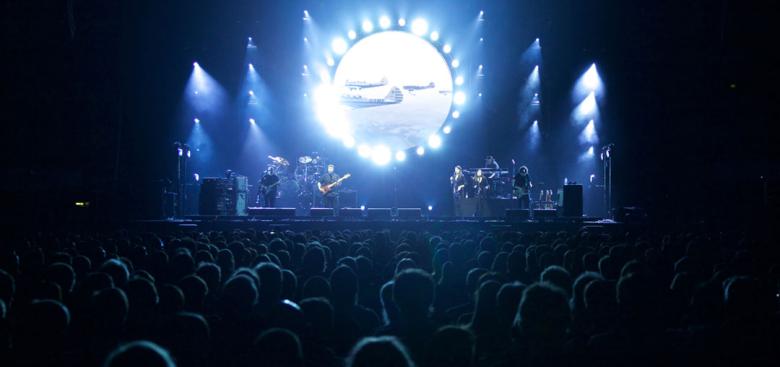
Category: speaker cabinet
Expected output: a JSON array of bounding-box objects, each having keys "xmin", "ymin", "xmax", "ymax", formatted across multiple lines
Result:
[
  {"xmin": 562, "ymin": 184, "xmax": 583, "ymax": 217},
  {"xmin": 397, "ymin": 208, "xmax": 422, "ymax": 220},
  {"xmin": 367, "ymin": 208, "xmax": 392, "ymax": 220},
  {"xmin": 310, "ymin": 208, "xmax": 335, "ymax": 217}
]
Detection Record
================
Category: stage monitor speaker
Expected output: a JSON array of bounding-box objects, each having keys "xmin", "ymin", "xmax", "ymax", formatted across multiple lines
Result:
[
  {"xmin": 506, "ymin": 209, "xmax": 530, "ymax": 221},
  {"xmin": 367, "ymin": 208, "xmax": 392, "ymax": 220},
  {"xmin": 339, "ymin": 190, "xmax": 358, "ymax": 208},
  {"xmin": 248, "ymin": 207, "xmax": 295, "ymax": 218},
  {"xmin": 310, "ymin": 208, "xmax": 335, "ymax": 217},
  {"xmin": 533, "ymin": 208, "xmax": 558, "ymax": 219},
  {"xmin": 397, "ymin": 208, "xmax": 422, "ymax": 220},
  {"xmin": 562, "ymin": 184, "xmax": 583, "ymax": 217},
  {"xmin": 339, "ymin": 208, "xmax": 364, "ymax": 219}
]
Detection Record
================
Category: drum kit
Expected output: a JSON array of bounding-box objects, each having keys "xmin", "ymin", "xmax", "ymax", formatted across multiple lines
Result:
[{"xmin": 264, "ymin": 153, "xmax": 326, "ymax": 207}]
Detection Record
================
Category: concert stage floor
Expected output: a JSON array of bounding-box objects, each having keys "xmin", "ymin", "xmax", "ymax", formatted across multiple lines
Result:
[{"xmin": 132, "ymin": 216, "xmax": 624, "ymax": 233}]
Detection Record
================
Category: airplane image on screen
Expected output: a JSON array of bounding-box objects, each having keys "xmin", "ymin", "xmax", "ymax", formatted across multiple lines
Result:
[
  {"xmin": 340, "ymin": 86, "xmax": 404, "ymax": 108},
  {"xmin": 344, "ymin": 77, "xmax": 388, "ymax": 89},
  {"xmin": 402, "ymin": 82, "xmax": 435, "ymax": 91}
]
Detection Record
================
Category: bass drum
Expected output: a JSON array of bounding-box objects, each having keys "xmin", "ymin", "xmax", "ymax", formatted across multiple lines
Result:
[{"xmin": 276, "ymin": 179, "xmax": 300, "ymax": 207}]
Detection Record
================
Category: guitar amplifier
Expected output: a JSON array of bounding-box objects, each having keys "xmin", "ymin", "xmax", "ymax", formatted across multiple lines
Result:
[
  {"xmin": 562, "ymin": 184, "xmax": 583, "ymax": 217},
  {"xmin": 199, "ymin": 178, "xmax": 231, "ymax": 215},
  {"xmin": 339, "ymin": 189, "xmax": 357, "ymax": 208}
]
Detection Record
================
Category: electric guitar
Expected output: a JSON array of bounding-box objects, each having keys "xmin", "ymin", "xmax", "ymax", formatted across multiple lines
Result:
[
  {"xmin": 259, "ymin": 180, "xmax": 281, "ymax": 196},
  {"xmin": 319, "ymin": 173, "xmax": 351, "ymax": 194}
]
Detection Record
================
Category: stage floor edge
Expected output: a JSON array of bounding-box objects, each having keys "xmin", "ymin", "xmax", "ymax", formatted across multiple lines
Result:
[{"xmin": 131, "ymin": 217, "xmax": 625, "ymax": 233}]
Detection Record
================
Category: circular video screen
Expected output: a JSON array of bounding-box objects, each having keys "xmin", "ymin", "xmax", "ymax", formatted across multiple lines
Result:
[{"xmin": 332, "ymin": 31, "xmax": 453, "ymax": 150}]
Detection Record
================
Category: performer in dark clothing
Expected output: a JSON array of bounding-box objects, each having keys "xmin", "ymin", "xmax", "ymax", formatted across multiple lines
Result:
[
  {"xmin": 258, "ymin": 167, "xmax": 280, "ymax": 207},
  {"xmin": 451, "ymin": 165, "xmax": 467, "ymax": 217},
  {"xmin": 473, "ymin": 169, "xmax": 490, "ymax": 217},
  {"xmin": 513, "ymin": 165, "xmax": 533, "ymax": 209},
  {"xmin": 318, "ymin": 164, "xmax": 341, "ymax": 209},
  {"xmin": 450, "ymin": 165, "xmax": 467, "ymax": 199}
]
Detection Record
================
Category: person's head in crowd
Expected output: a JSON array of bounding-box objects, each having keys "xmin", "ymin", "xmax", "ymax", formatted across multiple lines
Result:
[
  {"xmin": 46, "ymin": 262, "xmax": 76, "ymax": 295},
  {"xmin": 101, "ymin": 259, "xmax": 130, "ymax": 288},
  {"xmin": 514, "ymin": 282, "xmax": 570, "ymax": 344},
  {"xmin": 251, "ymin": 328, "xmax": 304, "ymax": 367},
  {"xmin": 256, "ymin": 262, "xmax": 283, "ymax": 305},
  {"xmin": 381, "ymin": 280, "xmax": 399, "ymax": 325},
  {"xmin": 301, "ymin": 246, "xmax": 327, "ymax": 275},
  {"xmin": 302, "ymin": 275, "xmax": 332, "ymax": 299},
  {"xmin": 195, "ymin": 262, "xmax": 221, "ymax": 294},
  {"xmin": 540, "ymin": 265, "xmax": 572, "ymax": 297},
  {"xmin": 497, "ymin": 282, "xmax": 526, "ymax": 329},
  {"xmin": 571, "ymin": 271, "xmax": 603, "ymax": 314},
  {"xmin": 393, "ymin": 269, "xmax": 434, "ymax": 320},
  {"xmin": 330, "ymin": 265, "xmax": 359, "ymax": 306},
  {"xmin": 426, "ymin": 326, "xmax": 474, "ymax": 367},
  {"xmin": 347, "ymin": 336, "xmax": 414, "ymax": 367},
  {"xmin": 103, "ymin": 341, "xmax": 176, "ymax": 367},
  {"xmin": 469, "ymin": 280, "xmax": 501, "ymax": 334},
  {"xmin": 281, "ymin": 269, "xmax": 298, "ymax": 300},
  {"xmin": 0, "ymin": 269, "xmax": 16, "ymax": 306},
  {"xmin": 158, "ymin": 283, "xmax": 185, "ymax": 315},
  {"xmin": 179, "ymin": 275, "xmax": 208, "ymax": 311},
  {"xmin": 126, "ymin": 277, "xmax": 158, "ymax": 316},
  {"xmin": 221, "ymin": 274, "xmax": 258, "ymax": 315},
  {"xmin": 300, "ymin": 297, "xmax": 334, "ymax": 338},
  {"xmin": 92, "ymin": 287, "xmax": 128, "ymax": 330}
]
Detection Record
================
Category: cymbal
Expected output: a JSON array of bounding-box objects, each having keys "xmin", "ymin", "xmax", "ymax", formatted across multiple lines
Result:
[{"xmin": 298, "ymin": 156, "xmax": 313, "ymax": 164}]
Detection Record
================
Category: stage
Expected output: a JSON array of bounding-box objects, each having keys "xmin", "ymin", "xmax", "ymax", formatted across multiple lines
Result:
[{"xmin": 131, "ymin": 215, "xmax": 622, "ymax": 233}]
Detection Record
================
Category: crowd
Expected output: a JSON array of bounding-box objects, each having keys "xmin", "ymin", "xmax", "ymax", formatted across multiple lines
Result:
[{"xmin": 0, "ymin": 227, "xmax": 777, "ymax": 366}]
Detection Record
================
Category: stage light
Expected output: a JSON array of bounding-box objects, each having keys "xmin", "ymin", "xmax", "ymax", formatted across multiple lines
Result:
[
  {"xmin": 590, "ymin": 174, "xmax": 596, "ymax": 183},
  {"xmin": 428, "ymin": 134, "xmax": 442, "ymax": 149},
  {"xmin": 416, "ymin": 146, "xmax": 425, "ymax": 156},
  {"xmin": 453, "ymin": 91, "xmax": 466, "ymax": 105},
  {"xmin": 177, "ymin": 148, "xmax": 183, "ymax": 157},
  {"xmin": 358, "ymin": 144, "xmax": 371, "ymax": 158},
  {"xmin": 248, "ymin": 90, "xmax": 254, "ymax": 96},
  {"xmin": 452, "ymin": 110, "xmax": 460, "ymax": 119},
  {"xmin": 411, "ymin": 18, "xmax": 429, "ymax": 36},
  {"xmin": 249, "ymin": 118, "xmax": 256, "ymax": 124},
  {"xmin": 372, "ymin": 145, "xmax": 391, "ymax": 166},
  {"xmin": 430, "ymin": 31, "xmax": 440, "ymax": 41},
  {"xmin": 348, "ymin": 30, "xmax": 357, "ymax": 40},
  {"xmin": 187, "ymin": 149, "xmax": 191, "ymax": 158},
  {"xmin": 303, "ymin": 10, "xmax": 310, "ymax": 20},
  {"xmin": 379, "ymin": 15, "xmax": 391, "ymax": 29},
  {"xmin": 362, "ymin": 20, "xmax": 373, "ymax": 33},
  {"xmin": 303, "ymin": 37, "xmax": 308, "ymax": 43},
  {"xmin": 395, "ymin": 150, "xmax": 407, "ymax": 162},
  {"xmin": 248, "ymin": 63, "xmax": 254, "ymax": 70},
  {"xmin": 588, "ymin": 146, "xmax": 595, "ymax": 156},
  {"xmin": 576, "ymin": 91, "xmax": 598, "ymax": 118},
  {"xmin": 331, "ymin": 37, "xmax": 348, "ymax": 54},
  {"xmin": 319, "ymin": 70, "xmax": 330, "ymax": 82},
  {"xmin": 535, "ymin": 37, "xmax": 540, "ymax": 44},
  {"xmin": 451, "ymin": 59, "xmax": 460, "ymax": 68},
  {"xmin": 194, "ymin": 173, "xmax": 200, "ymax": 182},
  {"xmin": 326, "ymin": 56, "xmax": 335, "ymax": 67},
  {"xmin": 193, "ymin": 118, "xmax": 200, "ymax": 123},
  {"xmin": 443, "ymin": 125, "xmax": 452, "ymax": 134},
  {"xmin": 360, "ymin": 205, "xmax": 366, "ymax": 211},
  {"xmin": 398, "ymin": 18, "xmax": 406, "ymax": 27},
  {"xmin": 480, "ymin": 37, "xmax": 484, "ymax": 42},
  {"xmin": 580, "ymin": 119, "xmax": 598, "ymax": 144},
  {"xmin": 583, "ymin": 63, "xmax": 601, "ymax": 91},
  {"xmin": 478, "ymin": 92, "xmax": 482, "ymax": 97},
  {"xmin": 428, "ymin": 205, "xmax": 433, "ymax": 211},
  {"xmin": 455, "ymin": 75, "xmax": 464, "ymax": 86},
  {"xmin": 343, "ymin": 136, "xmax": 355, "ymax": 148},
  {"xmin": 443, "ymin": 44, "xmax": 452, "ymax": 54}
]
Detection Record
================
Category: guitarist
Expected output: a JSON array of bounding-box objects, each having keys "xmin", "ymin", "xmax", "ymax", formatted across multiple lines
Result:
[
  {"xmin": 450, "ymin": 165, "xmax": 467, "ymax": 199},
  {"xmin": 513, "ymin": 165, "xmax": 533, "ymax": 209},
  {"xmin": 258, "ymin": 167, "xmax": 280, "ymax": 207},
  {"xmin": 317, "ymin": 164, "xmax": 341, "ymax": 209}
]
